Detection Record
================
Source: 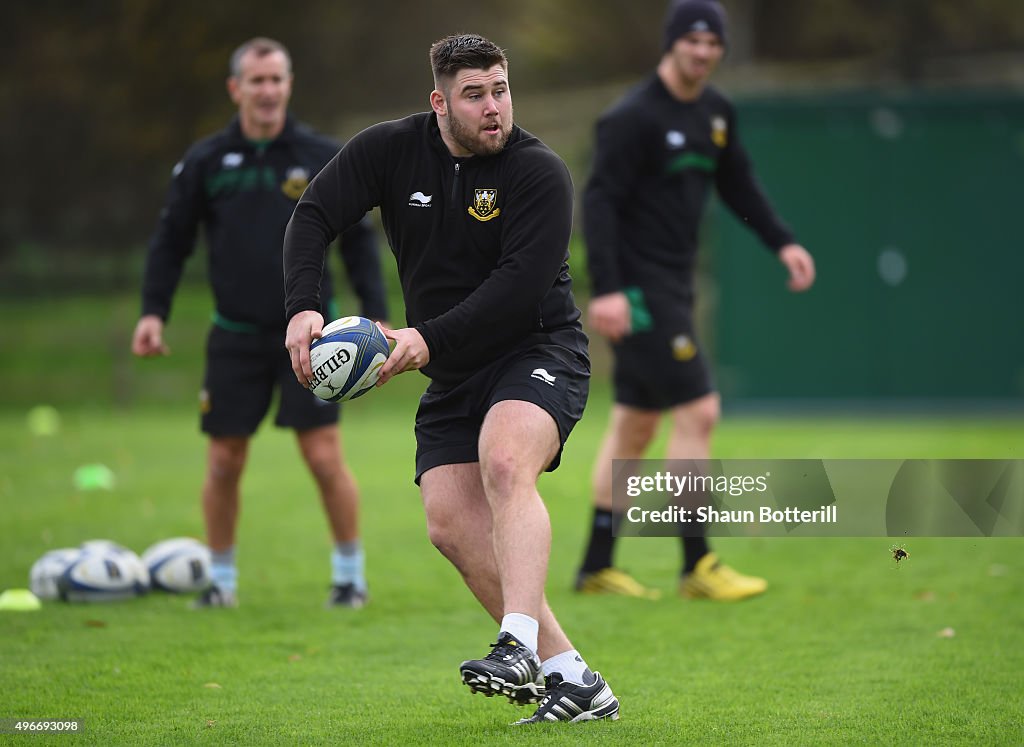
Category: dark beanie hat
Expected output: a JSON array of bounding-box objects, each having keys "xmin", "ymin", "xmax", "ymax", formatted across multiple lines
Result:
[{"xmin": 663, "ymin": 0, "xmax": 728, "ymax": 51}]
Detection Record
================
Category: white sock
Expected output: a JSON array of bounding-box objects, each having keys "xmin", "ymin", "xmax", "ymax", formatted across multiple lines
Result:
[
  {"xmin": 542, "ymin": 649, "xmax": 591, "ymax": 685},
  {"xmin": 210, "ymin": 547, "xmax": 237, "ymax": 592},
  {"xmin": 499, "ymin": 613, "xmax": 539, "ymax": 653},
  {"xmin": 331, "ymin": 541, "xmax": 366, "ymax": 592}
]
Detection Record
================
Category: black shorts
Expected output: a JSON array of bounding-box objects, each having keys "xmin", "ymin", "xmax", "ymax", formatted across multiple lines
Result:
[
  {"xmin": 612, "ymin": 294, "xmax": 714, "ymax": 411},
  {"xmin": 413, "ymin": 344, "xmax": 590, "ymax": 484},
  {"xmin": 201, "ymin": 325, "xmax": 339, "ymax": 436}
]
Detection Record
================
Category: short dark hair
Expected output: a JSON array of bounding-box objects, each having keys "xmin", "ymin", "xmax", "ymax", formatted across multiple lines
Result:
[
  {"xmin": 230, "ymin": 37, "xmax": 292, "ymax": 78},
  {"xmin": 429, "ymin": 34, "xmax": 508, "ymax": 93}
]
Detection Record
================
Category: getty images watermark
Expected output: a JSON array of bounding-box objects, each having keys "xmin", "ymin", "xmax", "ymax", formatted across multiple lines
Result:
[{"xmin": 612, "ymin": 459, "xmax": 1024, "ymax": 537}]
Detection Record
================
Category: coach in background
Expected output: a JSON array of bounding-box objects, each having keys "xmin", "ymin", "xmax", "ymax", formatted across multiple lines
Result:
[
  {"xmin": 131, "ymin": 37, "xmax": 387, "ymax": 609},
  {"xmin": 575, "ymin": 0, "xmax": 815, "ymax": 601}
]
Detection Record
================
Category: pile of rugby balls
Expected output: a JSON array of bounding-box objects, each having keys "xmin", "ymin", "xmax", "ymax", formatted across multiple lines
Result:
[
  {"xmin": 308, "ymin": 316, "xmax": 391, "ymax": 402},
  {"xmin": 29, "ymin": 537, "xmax": 211, "ymax": 603}
]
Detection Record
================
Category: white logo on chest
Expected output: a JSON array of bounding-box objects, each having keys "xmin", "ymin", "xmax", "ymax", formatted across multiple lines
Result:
[{"xmin": 409, "ymin": 191, "xmax": 433, "ymax": 207}]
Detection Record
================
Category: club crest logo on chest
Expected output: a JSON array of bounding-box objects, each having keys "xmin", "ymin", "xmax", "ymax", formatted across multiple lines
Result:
[
  {"xmin": 468, "ymin": 188, "xmax": 500, "ymax": 221},
  {"xmin": 711, "ymin": 116, "xmax": 728, "ymax": 148},
  {"xmin": 281, "ymin": 167, "xmax": 311, "ymax": 200}
]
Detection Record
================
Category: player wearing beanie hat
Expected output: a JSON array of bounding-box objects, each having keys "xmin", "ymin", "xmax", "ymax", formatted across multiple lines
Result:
[
  {"xmin": 663, "ymin": 0, "xmax": 728, "ymax": 51},
  {"xmin": 575, "ymin": 0, "xmax": 816, "ymax": 603}
]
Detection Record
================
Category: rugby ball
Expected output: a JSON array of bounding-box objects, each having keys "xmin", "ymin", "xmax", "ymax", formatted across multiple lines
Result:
[
  {"xmin": 141, "ymin": 537, "xmax": 212, "ymax": 593},
  {"xmin": 57, "ymin": 549, "xmax": 150, "ymax": 602},
  {"xmin": 79, "ymin": 539, "xmax": 133, "ymax": 557},
  {"xmin": 309, "ymin": 316, "xmax": 390, "ymax": 402},
  {"xmin": 79, "ymin": 539, "xmax": 151, "ymax": 592},
  {"xmin": 29, "ymin": 547, "xmax": 82, "ymax": 600}
]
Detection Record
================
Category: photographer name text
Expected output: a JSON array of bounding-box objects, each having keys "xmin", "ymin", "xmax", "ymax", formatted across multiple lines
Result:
[{"xmin": 626, "ymin": 505, "xmax": 838, "ymax": 525}]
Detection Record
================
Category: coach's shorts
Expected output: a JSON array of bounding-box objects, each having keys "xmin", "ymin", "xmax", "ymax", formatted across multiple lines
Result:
[
  {"xmin": 413, "ymin": 344, "xmax": 590, "ymax": 484},
  {"xmin": 612, "ymin": 294, "xmax": 714, "ymax": 411},
  {"xmin": 200, "ymin": 325, "xmax": 339, "ymax": 436}
]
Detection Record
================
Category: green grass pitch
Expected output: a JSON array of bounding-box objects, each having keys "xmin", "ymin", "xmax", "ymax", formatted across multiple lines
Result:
[
  {"xmin": 1, "ymin": 289, "xmax": 1022, "ymax": 743},
  {"xmin": 2, "ymin": 397, "xmax": 1023, "ymax": 744}
]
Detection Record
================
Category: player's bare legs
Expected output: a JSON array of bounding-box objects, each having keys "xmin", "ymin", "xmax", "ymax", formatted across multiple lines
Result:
[
  {"xmin": 193, "ymin": 435, "xmax": 248, "ymax": 608},
  {"xmin": 423, "ymin": 401, "xmax": 614, "ymax": 717},
  {"xmin": 477, "ymin": 400, "xmax": 557, "ymax": 619},
  {"xmin": 295, "ymin": 424, "xmax": 359, "ymax": 543},
  {"xmin": 421, "ymin": 463, "xmax": 572, "ymax": 660},
  {"xmin": 591, "ymin": 405, "xmax": 662, "ymax": 511},
  {"xmin": 421, "ymin": 401, "xmax": 612, "ymax": 709},
  {"xmin": 666, "ymin": 392, "xmax": 719, "ymax": 462},
  {"xmin": 203, "ymin": 435, "xmax": 248, "ymax": 551},
  {"xmin": 669, "ymin": 392, "xmax": 766, "ymax": 600},
  {"xmin": 577, "ymin": 405, "xmax": 663, "ymax": 598},
  {"xmin": 295, "ymin": 424, "xmax": 367, "ymax": 606}
]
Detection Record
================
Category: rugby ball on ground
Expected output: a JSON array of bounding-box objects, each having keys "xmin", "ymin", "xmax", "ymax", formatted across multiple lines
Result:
[
  {"xmin": 141, "ymin": 537, "xmax": 212, "ymax": 593},
  {"xmin": 79, "ymin": 539, "xmax": 133, "ymax": 556},
  {"xmin": 57, "ymin": 548, "xmax": 150, "ymax": 602},
  {"xmin": 80, "ymin": 539, "xmax": 151, "ymax": 592},
  {"xmin": 309, "ymin": 316, "xmax": 390, "ymax": 402},
  {"xmin": 29, "ymin": 547, "xmax": 82, "ymax": 600}
]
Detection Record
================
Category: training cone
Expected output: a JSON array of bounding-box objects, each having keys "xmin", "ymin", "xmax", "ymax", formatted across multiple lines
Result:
[
  {"xmin": 0, "ymin": 589, "xmax": 42, "ymax": 612},
  {"xmin": 27, "ymin": 405, "xmax": 61, "ymax": 437},
  {"xmin": 73, "ymin": 464, "xmax": 116, "ymax": 491}
]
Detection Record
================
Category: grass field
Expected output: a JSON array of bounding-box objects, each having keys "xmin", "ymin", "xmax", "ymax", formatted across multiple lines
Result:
[
  {"xmin": 2, "ymin": 289, "xmax": 1023, "ymax": 744},
  {"xmin": 2, "ymin": 395, "xmax": 1023, "ymax": 745}
]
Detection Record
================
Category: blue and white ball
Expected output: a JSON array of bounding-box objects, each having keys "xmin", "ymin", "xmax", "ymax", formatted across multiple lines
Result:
[
  {"xmin": 79, "ymin": 540, "xmax": 150, "ymax": 592},
  {"xmin": 79, "ymin": 539, "xmax": 133, "ymax": 557},
  {"xmin": 29, "ymin": 547, "xmax": 83, "ymax": 600},
  {"xmin": 141, "ymin": 537, "xmax": 212, "ymax": 593},
  {"xmin": 57, "ymin": 548, "xmax": 150, "ymax": 602},
  {"xmin": 309, "ymin": 316, "xmax": 390, "ymax": 402}
]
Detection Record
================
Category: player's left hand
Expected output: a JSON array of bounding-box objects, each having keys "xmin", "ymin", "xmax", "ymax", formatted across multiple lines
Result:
[
  {"xmin": 377, "ymin": 325, "xmax": 429, "ymax": 385},
  {"xmin": 285, "ymin": 310, "xmax": 325, "ymax": 386},
  {"xmin": 778, "ymin": 244, "xmax": 816, "ymax": 292}
]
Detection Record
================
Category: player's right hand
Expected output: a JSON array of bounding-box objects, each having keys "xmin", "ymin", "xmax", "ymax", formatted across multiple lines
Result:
[
  {"xmin": 285, "ymin": 310, "xmax": 324, "ymax": 386},
  {"xmin": 131, "ymin": 315, "xmax": 170, "ymax": 357},
  {"xmin": 587, "ymin": 292, "xmax": 632, "ymax": 343}
]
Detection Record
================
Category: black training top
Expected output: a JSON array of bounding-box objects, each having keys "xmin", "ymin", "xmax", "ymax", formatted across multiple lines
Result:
[
  {"xmin": 284, "ymin": 112, "xmax": 588, "ymax": 387},
  {"xmin": 142, "ymin": 115, "xmax": 388, "ymax": 330},
  {"xmin": 583, "ymin": 74, "xmax": 795, "ymax": 304}
]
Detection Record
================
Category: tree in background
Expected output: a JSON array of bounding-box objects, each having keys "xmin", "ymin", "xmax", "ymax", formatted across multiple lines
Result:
[{"xmin": 3, "ymin": 0, "xmax": 1023, "ymax": 271}]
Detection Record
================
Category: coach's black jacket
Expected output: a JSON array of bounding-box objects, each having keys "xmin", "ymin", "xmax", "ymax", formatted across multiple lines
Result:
[
  {"xmin": 284, "ymin": 112, "xmax": 589, "ymax": 387},
  {"xmin": 143, "ymin": 116, "xmax": 387, "ymax": 330},
  {"xmin": 584, "ymin": 75, "xmax": 795, "ymax": 304}
]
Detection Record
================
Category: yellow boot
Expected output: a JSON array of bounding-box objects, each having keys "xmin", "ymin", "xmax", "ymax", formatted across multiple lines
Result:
[
  {"xmin": 679, "ymin": 553, "xmax": 767, "ymax": 601},
  {"xmin": 575, "ymin": 568, "xmax": 661, "ymax": 600}
]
